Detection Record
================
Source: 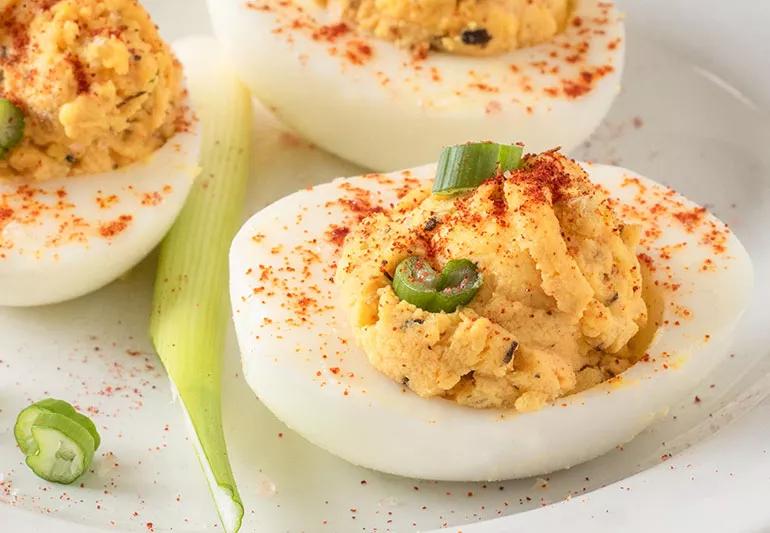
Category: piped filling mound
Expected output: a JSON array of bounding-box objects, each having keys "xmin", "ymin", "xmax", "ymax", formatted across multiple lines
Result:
[
  {"xmin": 333, "ymin": 0, "xmax": 571, "ymax": 56},
  {"xmin": 336, "ymin": 151, "xmax": 649, "ymax": 412},
  {"xmin": 0, "ymin": 0, "xmax": 186, "ymax": 181}
]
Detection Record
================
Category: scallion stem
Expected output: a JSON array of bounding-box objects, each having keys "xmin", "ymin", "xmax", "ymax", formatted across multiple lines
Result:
[{"xmin": 150, "ymin": 37, "xmax": 252, "ymax": 533}]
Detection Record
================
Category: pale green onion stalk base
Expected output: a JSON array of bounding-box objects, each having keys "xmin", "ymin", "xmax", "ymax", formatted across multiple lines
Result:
[
  {"xmin": 151, "ymin": 36, "xmax": 252, "ymax": 533},
  {"xmin": 178, "ymin": 387, "xmax": 244, "ymax": 533}
]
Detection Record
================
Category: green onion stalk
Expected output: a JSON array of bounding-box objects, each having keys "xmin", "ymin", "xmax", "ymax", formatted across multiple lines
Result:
[{"xmin": 150, "ymin": 37, "xmax": 252, "ymax": 533}]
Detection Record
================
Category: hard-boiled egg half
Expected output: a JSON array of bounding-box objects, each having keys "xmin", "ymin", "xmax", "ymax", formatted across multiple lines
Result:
[
  {"xmin": 0, "ymin": 1, "xmax": 201, "ymax": 307},
  {"xmin": 208, "ymin": 0, "xmax": 625, "ymax": 170},
  {"xmin": 230, "ymin": 150, "xmax": 752, "ymax": 482}
]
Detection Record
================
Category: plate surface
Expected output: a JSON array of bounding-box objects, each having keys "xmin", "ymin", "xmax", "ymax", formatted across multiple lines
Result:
[{"xmin": 1, "ymin": 1, "xmax": 769, "ymax": 532}]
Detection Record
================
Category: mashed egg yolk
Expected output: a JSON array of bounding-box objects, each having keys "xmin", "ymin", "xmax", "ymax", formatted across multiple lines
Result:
[
  {"xmin": 0, "ymin": 0, "xmax": 186, "ymax": 181},
  {"xmin": 335, "ymin": 0, "xmax": 571, "ymax": 56},
  {"xmin": 336, "ymin": 151, "xmax": 649, "ymax": 412}
]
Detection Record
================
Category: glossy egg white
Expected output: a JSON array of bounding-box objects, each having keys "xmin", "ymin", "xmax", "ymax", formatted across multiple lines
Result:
[
  {"xmin": 208, "ymin": 0, "xmax": 625, "ymax": 170},
  {"xmin": 230, "ymin": 163, "xmax": 753, "ymax": 482},
  {"xmin": 0, "ymin": 43, "xmax": 204, "ymax": 308}
]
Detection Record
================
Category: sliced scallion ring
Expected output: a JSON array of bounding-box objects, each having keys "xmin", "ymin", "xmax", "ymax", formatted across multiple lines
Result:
[
  {"xmin": 392, "ymin": 256, "xmax": 483, "ymax": 313},
  {"xmin": 434, "ymin": 259, "xmax": 484, "ymax": 311},
  {"xmin": 392, "ymin": 256, "xmax": 441, "ymax": 310},
  {"xmin": 0, "ymin": 98, "xmax": 25, "ymax": 158},
  {"xmin": 22, "ymin": 412, "xmax": 96, "ymax": 485},
  {"xmin": 432, "ymin": 142, "xmax": 523, "ymax": 196},
  {"xmin": 15, "ymin": 399, "xmax": 100, "ymax": 484},
  {"xmin": 15, "ymin": 399, "xmax": 100, "ymax": 455}
]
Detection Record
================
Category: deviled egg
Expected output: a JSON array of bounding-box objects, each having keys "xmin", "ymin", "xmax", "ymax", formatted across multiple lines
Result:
[
  {"xmin": 230, "ymin": 145, "xmax": 752, "ymax": 481},
  {"xmin": 208, "ymin": 0, "xmax": 624, "ymax": 170},
  {"xmin": 0, "ymin": 0, "xmax": 200, "ymax": 307}
]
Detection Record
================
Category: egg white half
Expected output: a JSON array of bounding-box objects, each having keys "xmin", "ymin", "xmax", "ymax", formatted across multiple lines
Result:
[
  {"xmin": 0, "ymin": 49, "xmax": 203, "ymax": 307},
  {"xmin": 230, "ymin": 163, "xmax": 753, "ymax": 482},
  {"xmin": 208, "ymin": 0, "xmax": 624, "ymax": 170}
]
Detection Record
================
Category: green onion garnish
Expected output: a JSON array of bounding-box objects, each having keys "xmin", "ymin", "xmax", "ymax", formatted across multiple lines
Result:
[
  {"xmin": 432, "ymin": 142, "xmax": 523, "ymax": 196},
  {"xmin": 150, "ymin": 38, "xmax": 251, "ymax": 533},
  {"xmin": 14, "ymin": 399, "xmax": 100, "ymax": 485},
  {"xmin": 0, "ymin": 98, "xmax": 25, "ymax": 159},
  {"xmin": 392, "ymin": 256, "xmax": 483, "ymax": 313}
]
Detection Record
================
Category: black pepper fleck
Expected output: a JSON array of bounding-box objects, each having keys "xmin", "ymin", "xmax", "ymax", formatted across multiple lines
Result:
[
  {"xmin": 423, "ymin": 216, "xmax": 439, "ymax": 232},
  {"xmin": 461, "ymin": 28, "xmax": 492, "ymax": 46},
  {"xmin": 503, "ymin": 341, "xmax": 519, "ymax": 364}
]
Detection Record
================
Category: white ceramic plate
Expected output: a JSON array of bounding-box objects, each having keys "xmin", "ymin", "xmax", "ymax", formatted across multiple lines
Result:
[{"xmin": 1, "ymin": 1, "xmax": 769, "ymax": 532}]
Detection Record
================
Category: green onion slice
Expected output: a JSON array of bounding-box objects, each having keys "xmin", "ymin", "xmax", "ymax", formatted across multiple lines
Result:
[
  {"xmin": 0, "ymin": 98, "xmax": 25, "ymax": 158},
  {"xmin": 392, "ymin": 256, "xmax": 483, "ymax": 313},
  {"xmin": 392, "ymin": 256, "xmax": 440, "ymax": 310},
  {"xmin": 432, "ymin": 142, "xmax": 523, "ymax": 196},
  {"xmin": 15, "ymin": 399, "xmax": 100, "ymax": 455},
  {"xmin": 18, "ymin": 411, "xmax": 96, "ymax": 485}
]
